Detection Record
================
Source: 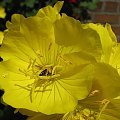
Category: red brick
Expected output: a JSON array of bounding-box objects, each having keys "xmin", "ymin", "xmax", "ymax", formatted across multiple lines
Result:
[
  {"xmin": 95, "ymin": 2, "xmax": 103, "ymax": 12},
  {"xmin": 105, "ymin": 2, "xmax": 118, "ymax": 12},
  {"xmin": 94, "ymin": 14, "xmax": 119, "ymax": 24},
  {"xmin": 119, "ymin": 3, "xmax": 120, "ymax": 12},
  {"xmin": 118, "ymin": 36, "xmax": 120, "ymax": 42},
  {"xmin": 112, "ymin": 26, "xmax": 120, "ymax": 35}
]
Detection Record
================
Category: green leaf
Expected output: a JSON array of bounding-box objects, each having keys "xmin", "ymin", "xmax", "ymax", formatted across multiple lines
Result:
[
  {"xmin": 88, "ymin": 2, "xmax": 97, "ymax": 10},
  {"xmin": 25, "ymin": 0, "xmax": 35, "ymax": 8},
  {"xmin": 0, "ymin": 109, "xmax": 4, "ymax": 118},
  {"xmin": 80, "ymin": 2, "xmax": 88, "ymax": 8}
]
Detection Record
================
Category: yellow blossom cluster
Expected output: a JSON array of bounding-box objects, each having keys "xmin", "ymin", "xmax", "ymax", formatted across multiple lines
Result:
[
  {"xmin": 0, "ymin": 1, "xmax": 120, "ymax": 120},
  {"xmin": 0, "ymin": 7, "xmax": 6, "ymax": 44}
]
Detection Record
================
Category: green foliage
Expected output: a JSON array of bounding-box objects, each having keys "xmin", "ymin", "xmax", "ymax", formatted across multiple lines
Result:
[
  {"xmin": 21, "ymin": 0, "xmax": 35, "ymax": 8},
  {"xmin": 80, "ymin": 0, "xmax": 100, "ymax": 10},
  {"xmin": 0, "ymin": 0, "xmax": 99, "ymax": 18}
]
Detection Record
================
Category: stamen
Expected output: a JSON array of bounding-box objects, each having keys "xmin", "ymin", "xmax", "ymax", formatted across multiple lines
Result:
[
  {"xmin": 31, "ymin": 59, "xmax": 36, "ymax": 73},
  {"xmin": 48, "ymin": 42, "xmax": 52, "ymax": 51},
  {"xmin": 15, "ymin": 84, "xmax": 31, "ymax": 91},
  {"xmin": 19, "ymin": 68, "xmax": 29, "ymax": 76},
  {"xmin": 27, "ymin": 59, "xmax": 32, "ymax": 69},
  {"xmin": 38, "ymin": 74, "xmax": 60, "ymax": 80},
  {"xmin": 97, "ymin": 99, "xmax": 110, "ymax": 120},
  {"xmin": 59, "ymin": 55, "xmax": 72, "ymax": 65},
  {"xmin": 35, "ymin": 89, "xmax": 52, "ymax": 92},
  {"xmin": 15, "ymin": 82, "xmax": 52, "ymax": 103},
  {"xmin": 52, "ymin": 65, "xmax": 63, "ymax": 75},
  {"xmin": 89, "ymin": 90, "xmax": 99, "ymax": 97},
  {"xmin": 30, "ymin": 79, "xmax": 37, "ymax": 102},
  {"xmin": 18, "ymin": 58, "xmax": 61, "ymax": 102},
  {"xmin": 44, "ymin": 64, "xmax": 53, "ymax": 68}
]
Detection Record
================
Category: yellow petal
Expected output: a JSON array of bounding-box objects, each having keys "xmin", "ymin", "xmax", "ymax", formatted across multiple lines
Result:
[
  {"xmin": 86, "ymin": 23, "xmax": 114, "ymax": 63},
  {"xmin": 54, "ymin": 15, "xmax": 102, "ymax": 61},
  {"xmin": 2, "ymin": 78, "xmax": 77, "ymax": 114},
  {"xmin": 55, "ymin": 51, "xmax": 95, "ymax": 100},
  {"xmin": 0, "ymin": 57, "xmax": 93, "ymax": 114},
  {"xmin": 27, "ymin": 113, "xmax": 62, "ymax": 120},
  {"xmin": 0, "ymin": 31, "xmax": 4, "ymax": 44},
  {"xmin": 59, "ymin": 64, "xmax": 94, "ymax": 100},
  {"xmin": 36, "ymin": 1, "xmax": 64, "ymax": 22},
  {"xmin": 1, "ymin": 15, "xmax": 54, "ymax": 64},
  {"xmin": 0, "ymin": 60, "xmax": 30, "ymax": 89},
  {"xmin": 93, "ymin": 63, "xmax": 120, "ymax": 99},
  {"xmin": 0, "ymin": 60, "xmax": 77, "ymax": 114},
  {"xmin": 109, "ymin": 44, "xmax": 120, "ymax": 74},
  {"xmin": 54, "ymin": 1, "xmax": 64, "ymax": 13},
  {"xmin": 0, "ymin": 7, "xmax": 6, "ymax": 19},
  {"xmin": 6, "ymin": 14, "xmax": 22, "ymax": 31},
  {"xmin": 105, "ymin": 23, "xmax": 117, "ymax": 44},
  {"xmin": 19, "ymin": 109, "xmax": 38, "ymax": 116}
]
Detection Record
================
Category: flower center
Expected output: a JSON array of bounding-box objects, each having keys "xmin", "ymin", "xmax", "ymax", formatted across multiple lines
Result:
[
  {"xmin": 39, "ymin": 69, "xmax": 51, "ymax": 76},
  {"xmin": 17, "ymin": 59, "xmax": 61, "ymax": 102}
]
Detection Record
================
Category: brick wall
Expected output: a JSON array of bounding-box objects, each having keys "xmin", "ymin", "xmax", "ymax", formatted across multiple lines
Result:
[{"xmin": 90, "ymin": 0, "xmax": 120, "ymax": 41}]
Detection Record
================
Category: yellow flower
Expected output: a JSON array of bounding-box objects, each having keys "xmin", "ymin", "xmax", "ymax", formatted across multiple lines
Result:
[
  {"xmin": 0, "ymin": 31, "xmax": 4, "ymax": 44},
  {"xmin": 71, "ymin": 23, "xmax": 120, "ymax": 119},
  {"xmin": 85, "ymin": 23, "xmax": 120, "ymax": 99},
  {"xmin": 0, "ymin": 7, "xmax": 6, "ymax": 19},
  {"xmin": 0, "ymin": 2, "xmax": 101, "ymax": 114},
  {"xmin": 61, "ymin": 97, "xmax": 120, "ymax": 120}
]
